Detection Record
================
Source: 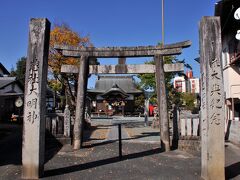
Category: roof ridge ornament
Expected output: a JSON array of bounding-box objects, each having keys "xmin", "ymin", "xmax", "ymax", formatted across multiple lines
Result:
[{"xmin": 112, "ymin": 83, "xmax": 119, "ymax": 88}]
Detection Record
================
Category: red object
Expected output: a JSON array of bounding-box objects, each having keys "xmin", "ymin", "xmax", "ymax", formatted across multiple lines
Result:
[
  {"xmin": 186, "ymin": 70, "xmax": 193, "ymax": 78},
  {"xmin": 149, "ymin": 105, "xmax": 154, "ymax": 116}
]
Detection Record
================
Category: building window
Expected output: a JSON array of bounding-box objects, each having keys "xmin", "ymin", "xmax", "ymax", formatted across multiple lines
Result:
[
  {"xmin": 191, "ymin": 80, "xmax": 195, "ymax": 93},
  {"xmin": 175, "ymin": 80, "xmax": 183, "ymax": 92}
]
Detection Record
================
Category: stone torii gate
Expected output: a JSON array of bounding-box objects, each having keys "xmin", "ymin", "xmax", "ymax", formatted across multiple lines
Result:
[
  {"xmin": 21, "ymin": 16, "xmax": 227, "ymax": 179},
  {"xmin": 22, "ymin": 18, "xmax": 191, "ymax": 179},
  {"xmin": 55, "ymin": 40, "xmax": 191, "ymax": 152}
]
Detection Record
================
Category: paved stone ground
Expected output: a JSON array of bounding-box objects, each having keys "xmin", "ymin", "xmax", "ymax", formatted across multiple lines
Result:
[
  {"xmin": 225, "ymin": 142, "xmax": 240, "ymax": 180},
  {"xmin": 124, "ymin": 123, "xmax": 160, "ymax": 143},
  {"xmin": 42, "ymin": 143, "xmax": 201, "ymax": 180},
  {"xmin": 91, "ymin": 116, "xmax": 159, "ymax": 143},
  {"xmin": 0, "ymin": 119, "xmax": 240, "ymax": 179}
]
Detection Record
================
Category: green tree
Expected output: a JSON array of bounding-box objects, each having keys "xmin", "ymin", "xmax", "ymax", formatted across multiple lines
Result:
[
  {"xmin": 138, "ymin": 40, "xmax": 193, "ymax": 108},
  {"xmin": 137, "ymin": 55, "xmax": 182, "ymax": 107},
  {"xmin": 181, "ymin": 92, "xmax": 196, "ymax": 111},
  {"xmin": 10, "ymin": 24, "xmax": 97, "ymax": 111},
  {"xmin": 48, "ymin": 23, "xmax": 98, "ymax": 110},
  {"xmin": 10, "ymin": 57, "xmax": 26, "ymax": 88},
  {"xmin": 134, "ymin": 94, "xmax": 145, "ymax": 109}
]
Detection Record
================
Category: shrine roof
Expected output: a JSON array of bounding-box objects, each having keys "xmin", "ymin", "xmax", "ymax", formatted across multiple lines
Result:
[
  {"xmin": 88, "ymin": 75, "xmax": 142, "ymax": 94},
  {"xmin": 101, "ymin": 83, "xmax": 129, "ymax": 99}
]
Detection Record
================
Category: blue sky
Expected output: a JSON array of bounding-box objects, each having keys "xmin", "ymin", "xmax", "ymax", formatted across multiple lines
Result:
[{"xmin": 0, "ymin": 0, "xmax": 217, "ymax": 87}]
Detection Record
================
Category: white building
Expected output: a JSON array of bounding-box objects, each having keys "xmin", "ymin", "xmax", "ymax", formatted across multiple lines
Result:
[
  {"xmin": 215, "ymin": 0, "xmax": 240, "ymax": 121},
  {"xmin": 173, "ymin": 76, "xmax": 187, "ymax": 93},
  {"xmin": 173, "ymin": 70, "xmax": 200, "ymax": 94},
  {"xmin": 215, "ymin": 0, "xmax": 240, "ymax": 145},
  {"xmin": 189, "ymin": 78, "xmax": 200, "ymax": 94}
]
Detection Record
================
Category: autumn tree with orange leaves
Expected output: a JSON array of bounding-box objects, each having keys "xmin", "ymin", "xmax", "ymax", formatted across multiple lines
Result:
[{"xmin": 48, "ymin": 24, "xmax": 96, "ymax": 110}]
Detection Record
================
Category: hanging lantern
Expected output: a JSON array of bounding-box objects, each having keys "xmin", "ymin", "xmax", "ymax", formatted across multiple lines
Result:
[
  {"xmin": 234, "ymin": 7, "xmax": 240, "ymax": 20},
  {"xmin": 234, "ymin": 7, "xmax": 240, "ymax": 40}
]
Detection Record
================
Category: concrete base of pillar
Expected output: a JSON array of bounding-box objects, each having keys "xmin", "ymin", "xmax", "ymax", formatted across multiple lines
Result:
[
  {"xmin": 22, "ymin": 164, "xmax": 44, "ymax": 179},
  {"xmin": 73, "ymin": 139, "xmax": 81, "ymax": 150}
]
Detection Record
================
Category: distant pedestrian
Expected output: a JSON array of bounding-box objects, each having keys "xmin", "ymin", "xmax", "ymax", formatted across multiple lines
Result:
[
  {"xmin": 153, "ymin": 107, "xmax": 158, "ymax": 118},
  {"xmin": 144, "ymin": 111, "xmax": 148, "ymax": 126},
  {"xmin": 152, "ymin": 107, "xmax": 159, "ymax": 128}
]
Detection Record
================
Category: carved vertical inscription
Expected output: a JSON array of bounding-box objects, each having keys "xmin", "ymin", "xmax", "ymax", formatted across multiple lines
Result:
[
  {"xmin": 64, "ymin": 105, "xmax": 71, "ymax": 137},
  {"xmin": 200, "ymin": 29, "xmax": 208, "ymax": 178},
  {"xmin": 22, "ymin": 18, "xmax": 50, "ymax": 179},
  {"xmin": 200, "ymin": 17, "xmax": 225, "ymax": 180}
]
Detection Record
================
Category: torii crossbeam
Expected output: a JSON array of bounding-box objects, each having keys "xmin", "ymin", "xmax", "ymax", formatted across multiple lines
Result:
[{"xmin": 55, "ymin": 40, "xmax": 191, "ymax": 58}]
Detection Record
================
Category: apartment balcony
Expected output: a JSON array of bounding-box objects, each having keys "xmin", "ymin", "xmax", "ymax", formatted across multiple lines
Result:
[
  {"xmin": 229, "ymin": 38, "xmax": 240, "ymax": 65},
  {"xmin": 230, "ymin": 51, "xmax": 240, "ymax": 65}
]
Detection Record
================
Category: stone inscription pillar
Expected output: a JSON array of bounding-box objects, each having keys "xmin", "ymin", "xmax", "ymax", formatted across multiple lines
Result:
[
  {"xmin": 73, "ymin": 56, "xmax": 89, "ymax": 150},
  {"xmin": 22, "ymin": 18, "xmax": 50, "ymax": 179},
  {"xmin": 64, "ymin": 105, "xmax": 71, "ymax": 137},
  {"xmin": 155, "ymin": 55, "xmax": 170, "ymax": 151},
  {"xmin": 200, "ymin": 17, "xmax": 225, "ymax": 180}
]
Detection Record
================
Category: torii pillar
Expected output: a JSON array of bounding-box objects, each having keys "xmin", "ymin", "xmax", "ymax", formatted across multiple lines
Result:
[
  {"xmin": 73, "ymin": 56, "xmax": 89, "ymax": 149},
  {"xmin": 155, "ymin": 54, "xmax": 170, "ymax": 151}
]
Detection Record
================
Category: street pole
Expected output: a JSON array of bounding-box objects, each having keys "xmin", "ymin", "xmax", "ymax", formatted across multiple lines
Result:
[{"xmin": 162, "ymin": 0, "xmax": 164, "ymax": 46}]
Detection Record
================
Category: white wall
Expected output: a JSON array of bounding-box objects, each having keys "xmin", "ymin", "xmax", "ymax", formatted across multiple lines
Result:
[
  {"xmin": 227, "ymin": 120, "xmax": 240, "ymax": 145},
  {"xmin": 189, "ymin": 78, "xmax": 200, "ymax": 94},
  {"xmin": 222, "ymin": 34, "xmax": 240, "ymax": 99}
]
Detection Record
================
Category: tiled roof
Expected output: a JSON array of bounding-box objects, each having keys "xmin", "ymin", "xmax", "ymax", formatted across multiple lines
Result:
[
  {"xmin": 88, "ymin": 75, "xmax": 142, "ymax": 94},
  {"xmin": 0, "ymin": 77, "xmax": 16, "ymax": 89},
  {"xmin": 0, "ymin": 63, "xmax": 10, "ymax": 75},
  {"xmin": 101, "ymin": 83, "xmax": 129, "ymax": 99}
]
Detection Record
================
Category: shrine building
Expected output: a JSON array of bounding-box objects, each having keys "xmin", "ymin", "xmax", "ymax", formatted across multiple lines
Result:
[{"xmin": 87, "ymin": 75, "xmax": 143, "ymax": 116}]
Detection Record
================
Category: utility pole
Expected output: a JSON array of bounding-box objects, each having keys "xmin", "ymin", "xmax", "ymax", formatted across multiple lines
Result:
[
  {"xmin": 158, "ymin": 0, "xmax": 170, "ymax": 151},
  {"xmin": 162, "ymin": 0, "xmax": 165, "ymax": 46}
]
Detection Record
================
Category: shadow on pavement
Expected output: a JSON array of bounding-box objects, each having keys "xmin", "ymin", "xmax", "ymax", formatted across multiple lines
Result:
[
  {"xmin": 44, "ymin": 147, "xmax": 162, "ymax": 178},
  {"xmin": 0, "ymin": 124, "xmax": 22, "ymax": 166},
  {"xmin": 83, "ymin": 131, "xmax": 160, "ymax": 149},
  {"xmin": 123, "ymin": 122, "xmax": 149, "ymax": 128},
  {"xmin": 83, "ymin": 139, "xmax": 117, "ymax": 148},
  {"xmin": 122, "ymin": 132, "xmax": 160, "ymax": 142},
  {"xmin": 45, "ymin": 130, "xmax": 63, "ymax": 164},
  {"xmin": 0, "ymin": 126, "xmax": 63, "ymax": 166},
  {"xmin": 225, "ymin": 162, "xmax": 240, "ymax": 179}
]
